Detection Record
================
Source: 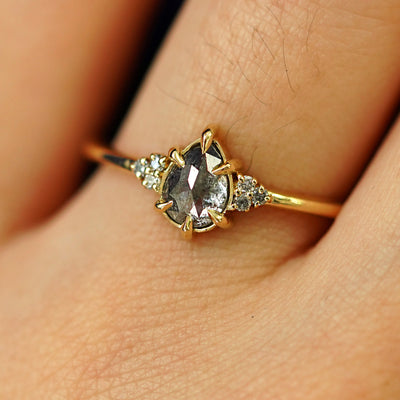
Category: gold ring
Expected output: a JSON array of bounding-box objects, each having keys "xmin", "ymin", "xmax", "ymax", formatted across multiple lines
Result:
[{"xmin": 84, "ymin": 125, "xmax": 341, "ymax": 239}]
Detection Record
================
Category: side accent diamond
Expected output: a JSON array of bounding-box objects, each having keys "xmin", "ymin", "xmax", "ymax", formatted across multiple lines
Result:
[
  {"xmin": 133, "ymin": 158, "xmax": 149, "ymax": 178},
  {"xmin": 237, "ymin": 175, "xmax": 257, "ymax": 193},
  {"xmin": 252, "ymin": 186, "xmax": 269, "ymax": 207},
  {"xmin": 133, "ymin": 154, "xmax": 169, "ymax": 191},
  {"xmin": 232, "ymin": 174, "xmax": 270, "ymax": 211},
  {"xmin": 234, "ymin": 194, "xmax": 252, "ymax": 212}
]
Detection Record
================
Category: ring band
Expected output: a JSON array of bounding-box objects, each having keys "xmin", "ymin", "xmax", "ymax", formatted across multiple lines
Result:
[{"xmin": 85, "ymin": 125, "xmax": 341, "ymax": 239}]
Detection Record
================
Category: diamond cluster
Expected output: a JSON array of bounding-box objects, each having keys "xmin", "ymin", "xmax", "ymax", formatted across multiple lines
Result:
[
  {"xmin": 232, "ymin": 174, "xmax": 270, "ymax": 212},
  {"xmin": 133, "ymin": 154, "xmax": 168, "ymax": 191}
]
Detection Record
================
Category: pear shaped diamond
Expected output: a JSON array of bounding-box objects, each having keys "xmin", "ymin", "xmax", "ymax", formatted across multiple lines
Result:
[{"xmin": 161, "ymin": 141, "xmax": 230, "ymax": 230}]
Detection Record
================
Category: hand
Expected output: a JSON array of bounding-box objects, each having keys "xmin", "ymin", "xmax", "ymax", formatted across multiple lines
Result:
[{"xmin": 1, "ymin": 1, "xmax": 399, "ymax": 398}]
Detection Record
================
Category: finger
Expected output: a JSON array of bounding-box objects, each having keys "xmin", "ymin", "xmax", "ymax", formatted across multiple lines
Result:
[
  {"xmin": 0, "ymin": 0, "xmax": 161, "ymax": 240},
  {"xmin": 79, "ymin": 0, "xmax": 400, "ymax": 270},
  {"xmin": 294, "ymin": 117, "xmax": 400, "ymax": 398},
  {"xmin": 2, "ymin": 2, "xmax": 400, "ymax": 397},
  {"xmin": 309, "ymin": 115, "xmax": 400, "ymax": 289}
]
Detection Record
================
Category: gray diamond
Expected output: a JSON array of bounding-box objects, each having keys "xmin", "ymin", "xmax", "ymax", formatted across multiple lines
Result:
[
  {"xmin": 252, "ymin": 188, "xmax": 269, "ymax": 206},
  {"xmin": 237, "ymin": 175, "xmax": 256, "ymax": 194},
  {"xmin": 234, "ymin": 194, "xmax": 252, "ymax": 212},
  {"xmin": 162, "ymin": 142, "xmax": 230, "ymax": 229}
]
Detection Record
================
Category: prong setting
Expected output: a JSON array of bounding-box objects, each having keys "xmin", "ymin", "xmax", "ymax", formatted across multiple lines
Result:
[
  {"xmin": 150, "ymin": 153, "xmax": 168, "ymax": 170},
  {"xmin": 232, "ymin": 174, "xmax": 270, "ymax": 211},
  {"xmin": 201, "ymin": 128, "xmax": 214, "ymax": 154},
  {"xmin": 212, "ymin": 159, "xmax": 241, "ymax": 175},
  {"xmin": 133, "ymin": 154, "xmax": 168, "ymax": 193},
  {"xmin": 133, "ymin": 157, "xmax": 149, "ymax": 178},
  {"xmin": 181, "ymin": 215, "xmax": 193, "ymax": 239},
  {"xmin": 142, "ymin": 168, "xmax": 161, "ymax": 190},
  {"xmin": 252, "ymin": 185, "xmax": 270, "ymax": 207},
  {"xmin": 207, "ymin": 209, "xmax": 230, "ymax": 228},
  {"xmin": 232, "ymin": 193, "xmax": 252, "ymax": 212},
  {"xmin": 168, "ymin": 148, "xmax": 185, "ymax": 168},
  {"xmin": 237, "ymin": 174, "xmax": 257, "ymax": 189},
  {"xmin": 160, "ymin": 135, "xmax": 233, "ymax": 236},
  {"xmin": 155, "ymin": 200, "xmax": 173, "ymax": 212}
]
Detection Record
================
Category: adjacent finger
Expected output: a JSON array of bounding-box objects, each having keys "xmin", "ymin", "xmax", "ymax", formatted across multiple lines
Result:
[
  {"xmin": 0, "ymin": 0, "xmax": 161, "ymax": 241},
  {"xmin": 293, "ymin": 116, "xmax": 400, "ymax": 399},
  {"xmin": 308, "ymin": 115, "xmax": 400, "ymax": 292},
  {"xmin": 2, "ymin": 1, "xmax": 400, "ymax": 397}
]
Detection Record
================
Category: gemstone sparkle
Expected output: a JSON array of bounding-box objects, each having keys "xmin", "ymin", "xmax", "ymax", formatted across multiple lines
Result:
[
  {"xmin": 133, "ymin": 158, "xmax": 148, "ymax": 178},
  {"xmin": 161, "ymin": 142, "xmax": 230, "ymax": 229}
]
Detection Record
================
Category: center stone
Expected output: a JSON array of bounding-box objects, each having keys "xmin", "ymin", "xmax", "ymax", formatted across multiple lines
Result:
[{"xmin": 162, "ymin": 141, "xmax": 230, "ymax": 229}]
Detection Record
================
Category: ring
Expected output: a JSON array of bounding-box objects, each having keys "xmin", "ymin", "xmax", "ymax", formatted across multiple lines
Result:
[{"xmin": 85, "ymin": 125, "xmax": 341, "ymax": 239}]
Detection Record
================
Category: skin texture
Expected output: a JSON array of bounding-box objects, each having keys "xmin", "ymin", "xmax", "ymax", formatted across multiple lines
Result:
[{"xmin": 0, "ymin": 0, "xmax": 400, "ymax": 399}]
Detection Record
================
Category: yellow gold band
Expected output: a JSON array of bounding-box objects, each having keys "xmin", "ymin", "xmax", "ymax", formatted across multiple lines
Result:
[{"xmin": 268, "ymin": 191, "xmax": 340, "ymax": 218}]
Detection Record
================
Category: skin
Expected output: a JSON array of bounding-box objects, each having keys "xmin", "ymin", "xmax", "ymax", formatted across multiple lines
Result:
[{"xmin": 0, "ymin": 0, "xmax": 400, "ymax": 399}]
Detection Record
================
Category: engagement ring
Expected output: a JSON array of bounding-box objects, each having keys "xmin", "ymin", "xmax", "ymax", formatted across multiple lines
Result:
[{"xmin": 85, "ymin": 126, "xmax": 341, "ymax": 239}]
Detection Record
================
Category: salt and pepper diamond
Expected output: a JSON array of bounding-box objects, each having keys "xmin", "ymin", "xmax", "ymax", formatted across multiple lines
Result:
[
  {"xmin": 252, "ymin": 186, "xmax": 269, "ymax": 206},
  {"xmin": 132, "ymin": 130, "xmax": 269, "ymax": 237},
  {"xmin": 234, "ymin": 193, "xmax": 252, "ymax": 212},
  {"xmin": 237, "ymin": 175, "xmax": 257, "ymax": 193},
  {"xmin": 162, "ymin": 142, "xmax": 230, "ymax": 229},
  {"xmin": 134, "ymin": 154, "xmax": 168, "ymax": 191},
  {"xmin": 126, "ymin": 126, "xmax": 277, "ymax": 239},
  {"xmin": 135, "ymin": 150, "xmax": 270, "ymax": 212},
  {"xmin": 232, "ymin": 174, "xmax": 270, "ymax": 211}
]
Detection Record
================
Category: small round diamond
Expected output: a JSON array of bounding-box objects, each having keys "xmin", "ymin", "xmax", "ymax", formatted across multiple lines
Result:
[
  {"xmin": 252, "ymin": 188, "xmax": 269, "ymax": 206},
  {"xmin": 150, "ymin": 154, "xmax": 166, "ymax": 171},
  {"xmin": 134, "ymin": 158, "xmax": 149, "ymax": 178},
  {"xmin": 237, "ymin": 175, "xmax": 256, "ymax": 193},
  {"xmin": 143, "ymin": 174, "xmax": 159, "ymax": 190},
  {"xmin": 234, "ymin": 194, "xmax": 252, "ymax": 212}
]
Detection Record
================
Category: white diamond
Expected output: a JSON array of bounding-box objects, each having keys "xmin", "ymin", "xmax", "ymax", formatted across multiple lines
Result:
[
  {"xmin": 143, "ymin": 174, "xmax": 159, "ymax": 190},
  {"xmin": 134, "ymin": 158, "xmax": 148, "ymax": 178},
  {"xmin": 150, "ymin": 154, "xmax": 166, "ymax": 171}
]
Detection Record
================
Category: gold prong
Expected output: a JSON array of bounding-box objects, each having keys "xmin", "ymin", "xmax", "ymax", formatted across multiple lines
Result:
[
  {"xmin": 155, "ymin": 200, "xmax": 173, "ymax": 213},
  {"xmin": 181, "ymin": 215, "xmax": 193, "ymax": 240},
  {"xmin": 201, "ymin": 128, "xmax": 215, "ymax": 154},
  {"xmin": 168, "ymin": 148, "xmax": 185, "ymax": 168},
  {"xmin": 212, "ymin": 159, "xmax": 241, "ymax": 175},
  {"xmin": 207, "ymin": 209, "xmax": 230, "ymax": 229},
  {"xmin": 160, "ymin": 156, "xmax": 168, "ymax": 167},
  {"xmin": 123, "ymin": 159, "xmax": 133, "ymax": 169}
]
